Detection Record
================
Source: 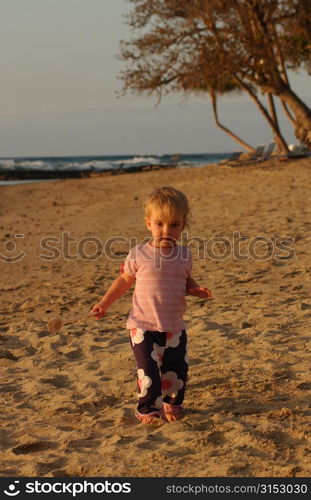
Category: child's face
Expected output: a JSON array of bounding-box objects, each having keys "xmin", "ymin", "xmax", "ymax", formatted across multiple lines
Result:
[{"xmin": 146, "ymin": 210, "xmax": 185, "ymax": 248}]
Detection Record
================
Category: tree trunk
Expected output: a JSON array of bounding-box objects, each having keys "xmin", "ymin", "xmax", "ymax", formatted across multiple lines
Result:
[
  {"xmin": 210, "ymin": 91, "xmax": 255, "ymax": 152},
  {"xmin": 267, "ymin": 93, "xmax": 284, "ymax": 153},
  {"xmin": 235, "ymin": 77, "xmax": 290, "ymax": 154},
  {"xmin": 278, "ymin": 87, "xmax": 311, "ymax": 147},
  {"xmin": 280, "ymin": 99, "xmax": 296, "ymax": 127}
]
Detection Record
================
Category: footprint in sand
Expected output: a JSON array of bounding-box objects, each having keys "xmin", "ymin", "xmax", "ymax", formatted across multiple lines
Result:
[
  {"xmin": 0, "ymin": 333, "xmax": 26, "ymax": 348},
  {"xmin": 0, "ymin": 349, "xmax": 19, "ymax": 361},
  {"xmin": 206, "ymin": 430, "xmax": 226, "ymax": 445},
  {"xmin": 39, "ymin": 375, "xmax": 71, "ymax": 388},
  {"xmin": 63, "ymin": 347, "xmax": 83, "ymax": 359},
  {"xmin": 227, "ymin": 463, "xmax": 251, "ymax": 476},
  {"xmin": 12, "ymin": 441, "xmax": 58, "ymax": 455},
  {"xmin": 64, "ymin": 437, "xmax": 102, "ymax": 452},
  {"xmin": 36, "ymin": 457, "xmax": 67, "ymax": 476}
]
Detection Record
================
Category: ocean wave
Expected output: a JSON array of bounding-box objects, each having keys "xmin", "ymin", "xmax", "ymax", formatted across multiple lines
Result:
[
  {"xmin": 0, "ymin": 159, "xmax": 16, "ymax": 170},
  {"xmin": 0, "ymin": 153, "xmax": 229, "ymax": 176},
  {"xmin": 122, "ymin": 156, "xmax": 159, "ymax": 165}
]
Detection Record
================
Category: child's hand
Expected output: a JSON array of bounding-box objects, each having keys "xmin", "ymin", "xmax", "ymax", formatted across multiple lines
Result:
[
  {"xmin": 187, "ymin": 286, "xmax": 212, "ymax": 300},
  {"xmin": 90, "ymin": 302, "xmax": 107, "ymax": 319}
]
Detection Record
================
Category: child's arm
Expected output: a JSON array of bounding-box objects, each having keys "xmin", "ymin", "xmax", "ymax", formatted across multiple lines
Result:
[
  {"xmin": 186, "ymin": 276, "xmax": 212, "ymax": 299},
  {"xmin": 90, "ymin": 272, "xmax": 135, "ymax": 319}
]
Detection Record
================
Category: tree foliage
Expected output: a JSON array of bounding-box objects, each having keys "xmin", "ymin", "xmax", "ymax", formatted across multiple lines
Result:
[{"xmin": 119, "ymin": 0, "xmax": 311, "ymax": 148}]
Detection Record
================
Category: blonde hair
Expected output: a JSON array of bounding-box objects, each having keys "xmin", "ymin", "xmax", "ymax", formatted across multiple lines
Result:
[{"xmin": 144, "ymin": 186, "xmax": 190, "ymax": 227}]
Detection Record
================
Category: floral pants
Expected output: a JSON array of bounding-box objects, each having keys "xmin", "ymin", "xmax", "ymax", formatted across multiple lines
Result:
[{"xmin": 130, "ymin": 328, "xmax": 188, "ymax": 415}]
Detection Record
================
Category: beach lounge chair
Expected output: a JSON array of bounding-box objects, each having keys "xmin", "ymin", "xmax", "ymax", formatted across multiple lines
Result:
[
  {"xmin": 229, "ymin": 144, "xmax": 265, "ymax": 166},
  {"xmin": 289, "ymin": 144, "xmax": 311, "ymax": 157},
  {"xmin": 278, "ymin": 144, "xmax": 311, "ymax": 161},
  {"xmin": 257, "ymin": 141, "xmax": 276, "ymax": 162},
  {"xmin": 219, "ymin": 150, "xmax": 243, "ymax": 165}
]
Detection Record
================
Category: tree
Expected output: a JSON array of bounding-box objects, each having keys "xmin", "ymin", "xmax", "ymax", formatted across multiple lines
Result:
[{"xmin": 119, "ymin": 0, "xmax": 311, "ymax": 150}]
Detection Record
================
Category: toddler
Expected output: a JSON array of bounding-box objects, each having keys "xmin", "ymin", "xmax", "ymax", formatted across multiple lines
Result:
[{"xmin": 91, "ymin": 186, "xmax": 211, "ymax": 424}]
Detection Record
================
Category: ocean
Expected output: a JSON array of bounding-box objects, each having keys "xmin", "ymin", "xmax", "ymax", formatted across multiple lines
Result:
[{"xmin": 0, "ymin": 152, "xmax": 230, "ymax": 185}]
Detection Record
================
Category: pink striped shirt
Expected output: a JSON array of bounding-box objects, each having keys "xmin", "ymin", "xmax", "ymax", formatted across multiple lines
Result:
[{"xmin": 124, "ymin": 241, "xmax": 192, "ymax": 333}]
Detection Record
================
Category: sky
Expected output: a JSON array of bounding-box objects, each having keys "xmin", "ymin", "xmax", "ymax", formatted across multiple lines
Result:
[{"xmin": 0, "ymin": 0, "xmax": 310, "ymax": 157}]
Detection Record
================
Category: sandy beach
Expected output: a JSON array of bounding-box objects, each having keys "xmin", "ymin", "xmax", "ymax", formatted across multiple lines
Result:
[{"xmin": 0, "ymin": 157, "xmax": 310, "ymax": 478}]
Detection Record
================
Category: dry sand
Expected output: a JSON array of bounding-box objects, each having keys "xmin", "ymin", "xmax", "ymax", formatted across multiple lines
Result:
[{"xmin": 0, "ymin": 157, "xmax": 310, "ymax": 477}]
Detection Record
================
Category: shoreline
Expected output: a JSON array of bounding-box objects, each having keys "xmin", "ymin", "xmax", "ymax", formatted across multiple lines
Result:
[
  {"xmin": 0, "ymin": 162, "xmax": 179, "ymax": 182},
  {"xmin": 1, "ymin": 150, "xmax": 309, "ymax": 184},
  {"xmin": 1, "ymin": 156, "xmax": 310, "ymax": 477}
]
